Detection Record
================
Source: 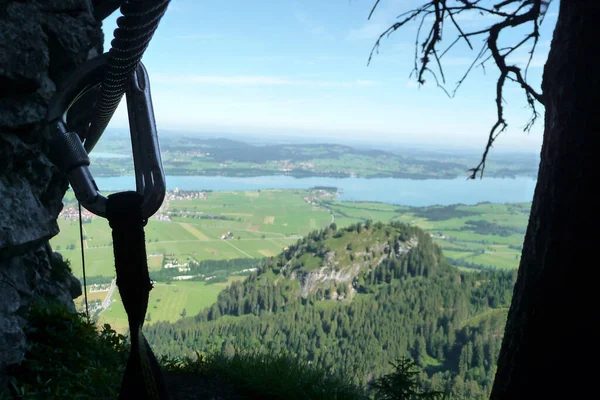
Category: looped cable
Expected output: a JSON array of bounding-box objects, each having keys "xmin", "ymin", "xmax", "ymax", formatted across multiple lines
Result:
[{"xmin": 85, "ymin": 0, "xmax": 170, "ymax": 152}]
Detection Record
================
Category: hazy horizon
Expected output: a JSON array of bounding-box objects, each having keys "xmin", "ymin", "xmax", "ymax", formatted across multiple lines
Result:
[{"xmin": 101, "ymin": 0, "xmax": 556, "ymax": 153}]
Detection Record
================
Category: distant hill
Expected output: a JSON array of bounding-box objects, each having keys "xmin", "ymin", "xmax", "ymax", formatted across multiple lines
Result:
[
  {"xmin": 146, "ymin": 221, "xmax": 515, "ymax": 399},
  {"xmin": 92, "ymin": 134, "xmax": 539, "ymax": 179}
]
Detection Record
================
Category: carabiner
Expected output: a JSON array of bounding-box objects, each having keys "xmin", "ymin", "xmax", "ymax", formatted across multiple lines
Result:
[{"xmin": 46, "ymin": 55, "xmax": 165, "ymax": 219}]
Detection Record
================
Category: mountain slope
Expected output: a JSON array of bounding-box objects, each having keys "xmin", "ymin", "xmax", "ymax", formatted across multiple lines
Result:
[{"xmin": 145, "ymin": 222, "xmax": 515, "ymax": 399}]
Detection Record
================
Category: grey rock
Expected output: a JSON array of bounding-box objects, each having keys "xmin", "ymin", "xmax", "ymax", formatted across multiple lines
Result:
[
  {"xmin": 0, "ymin": 0, "xmax": 102, "ymax": 377},
  {"xmin": 0, "ymin": 134, "xmax": 60, "ymax": 258},
  {"xmin": 0, "ymin": 3, "xmax": 49, "ymax": 95},
  {"xmin": 289, "ymin": 237, "xmax": 419, "ymax": 299}
]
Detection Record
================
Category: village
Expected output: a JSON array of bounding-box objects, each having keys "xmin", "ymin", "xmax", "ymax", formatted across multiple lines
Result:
[
  {"xmin": 166, "ymin": 188, "xmax": 208, "ymax": 201},
  {"xmin": 57, "ymin": 205, "xmax": 94, "ymax": 222},
  {"xmin": 428, "ymin": 232, "xmax": 449, "ymax": 239},
  {"xmin": 58, "ymin": 189, "xmax": 209, "ymax": 222},
  {"xmin": 302, "ymin": 187, "xmax": 338, "ymax": 205}
]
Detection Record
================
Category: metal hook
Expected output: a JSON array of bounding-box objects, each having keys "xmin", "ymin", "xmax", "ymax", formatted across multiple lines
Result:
[{"xmin": 46, "ymin": 55, "xmax": 165, "ymax": 219}]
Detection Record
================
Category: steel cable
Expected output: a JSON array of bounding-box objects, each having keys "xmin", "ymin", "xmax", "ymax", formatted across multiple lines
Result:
[{"xmin": 85, "ymin": 0, "xmax": 170, "ymax": 152}]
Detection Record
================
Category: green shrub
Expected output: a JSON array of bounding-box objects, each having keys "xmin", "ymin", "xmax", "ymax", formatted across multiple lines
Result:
[
  {"xmin": 368, "ymin": 357, "xmax": 445, "ymax": 400},
  {"xmin": 162, "ymin": 349, "xmax": 368, "ymax": 400},
  {"xmin": 3, "ymin": 302, "xmax": 128, "ymax": 399}
]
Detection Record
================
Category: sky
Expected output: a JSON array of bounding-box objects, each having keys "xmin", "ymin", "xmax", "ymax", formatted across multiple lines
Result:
[{"xmin": 102, "ymin": 0, "xmax": 559, "ymax": 152}]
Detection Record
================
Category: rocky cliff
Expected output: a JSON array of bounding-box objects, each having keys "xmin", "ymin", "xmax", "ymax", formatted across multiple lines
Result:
[
  {"xmin": 289, "ymin": 236, "xmax": 420, "ymax": 299},
  {"xmin": 0, "ymin": 0, "xmax": 102, "ymax": 375}
]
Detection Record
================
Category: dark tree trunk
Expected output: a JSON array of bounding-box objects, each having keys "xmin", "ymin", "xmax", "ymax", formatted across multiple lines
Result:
[{"xmin": 491, "ymin": 1, "xmax": 600, "ymax": 398}]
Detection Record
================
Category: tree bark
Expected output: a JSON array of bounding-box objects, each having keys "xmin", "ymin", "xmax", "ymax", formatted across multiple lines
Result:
[{"xmin": 491, "ymin": 1, "xmax": 600, "ymax": 398}]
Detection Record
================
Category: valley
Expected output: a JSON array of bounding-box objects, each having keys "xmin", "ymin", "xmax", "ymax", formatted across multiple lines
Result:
[
  {"xmin": 51, "ymin": 188, "xmax": 529, "ymax": 334},
  {"xmin": 145, "ymin": 221, "xmax": 515, "ymax": 399}
]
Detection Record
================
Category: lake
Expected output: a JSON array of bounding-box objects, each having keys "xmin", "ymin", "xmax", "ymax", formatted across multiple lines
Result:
[
  {"xmin": 90, "ymin": 152, "xmax": 130, "ymax": 159},
  {"xmin": 91, "ymin": 175, "xmax": 537, "ymax": 207}
]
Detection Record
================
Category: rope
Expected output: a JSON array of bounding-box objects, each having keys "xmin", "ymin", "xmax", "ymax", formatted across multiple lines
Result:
[
  {"xmin": 106, "ymin": 191, "xmax": 169, "ymax": 400},
  {"xmin": 85, "ymin": 0, "xmax": 171, "ymax": 152},
  {"xmin": 78, "ymin": 202, "xmax": 90, "ymax": 323}
]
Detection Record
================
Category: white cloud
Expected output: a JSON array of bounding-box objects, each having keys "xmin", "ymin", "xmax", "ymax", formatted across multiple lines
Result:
[
  {"xmin": 439, "ymin": 56, "xmax": 475, "ymax": 67},
  {"xmin": 152, "ymin": 74, "xmax": 378, "ymax": 87},
  {"xmin": 171, "ymin": 33, "xmax": 227, "ymax": 40},
  {"xmin": 356, "ymin": 80, "xmax": 377, "ymax": 86},
  {"xmin": 347, "ymin": 21, "xmax": 392, "ymax": 41},
  {"xmin": 154, "ymin": 74, "xmax": 292, "ymax": 86},
  {"xmin": 294, "ymin": 10, "xmax": 334, "ymax": 40},
  {"xmin": 507, "ymin": 53, "xmax": 549, "ymax": 69},
  {"xmin": 294, "ymin": 60, "xmax": 316, "ymax": 66}
]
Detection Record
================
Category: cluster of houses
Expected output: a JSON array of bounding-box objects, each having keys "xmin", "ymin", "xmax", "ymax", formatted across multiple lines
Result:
[
  {"xmin": 272, "ymin": 160, "xmax": 316, "ymax": 172},
  {"xmin": 220, "ymin": 231, "xmax": 234, "ymax": 240},
  {"xmin": 58, "ymin": 189, "xmax": 207, "ymax": 222},
  {"xmin": 303, "ymin": 189, "xmax": 336, "ymax": 206},
  {"xmin": 171, "ymin": 150, "xmax": 210, "ymax": 159},
  {"xmin": 166, "ymin": 188, "xmax": 208, "ymax": 201},
  {"xmin": 89, "ymin": 283, "xmax": 111, "ymax": 292},
  {"xmin": 58, "ymin": 206, "xmax": 94, "ymax": 222},
  {"xmin": 151, "ymin": 212, "xmax": 171, "ymax": 221},
  {"xmin": 429, "ymin": 232, "xmax": 449, "ymax": 239},
  {"xmin": 231, "ymin": 268, "xmax": 259, "ymax": 275},
  {"xmin": 164, "ymin": 262, "xmax": 190, "ymax": 272}
]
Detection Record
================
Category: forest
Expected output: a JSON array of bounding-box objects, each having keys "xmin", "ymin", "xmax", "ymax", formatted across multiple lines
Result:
[{"xmin": 145, "ymin": 221, "xmax": 516, "ymax": 399}]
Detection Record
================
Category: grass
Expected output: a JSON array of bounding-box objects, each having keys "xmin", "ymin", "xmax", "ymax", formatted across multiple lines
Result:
[
  {"xmin": 161, "ymin": 350, "xmax": 367, "ymax": 400},
  {"xmin": 51, "ymin": 189, "xmax": 531, "ymax": 289},
  {"xmin": 51, "ymin": 189, "xmax": 331, "ymax": 279},
  {"xmin": 2, "ymin": 302, "xmax": 366, "ymax": 400},
  {"xmin": 323, "ymin": 200, "xmax": 529, "ymax": 270},
  {"xmin": 98, "ymin": 277, "xmax": 244, "ymax": 334},
  {"xmin": 2, "ymin": 302, "xmax": 128, "ymax": 399}
]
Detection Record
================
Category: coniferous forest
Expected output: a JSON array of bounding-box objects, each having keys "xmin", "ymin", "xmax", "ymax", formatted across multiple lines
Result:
[{"xmin": 145, "ymin": 222, "xmax": 515, "ymax": 399}]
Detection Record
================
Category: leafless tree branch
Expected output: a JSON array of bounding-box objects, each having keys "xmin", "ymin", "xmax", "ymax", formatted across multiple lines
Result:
[{"xmin": 367, "ymin": 0, "xmax": 549, "ymax": 178}]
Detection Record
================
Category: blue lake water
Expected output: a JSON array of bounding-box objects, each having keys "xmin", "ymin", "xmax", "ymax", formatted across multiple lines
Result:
[
  {"xmin": 91, "ymin": 175, "xmax": 537, "ymax": 207},
  {"xmin": 90, "ymin": 152, "xmax": 130, "ymax": 158}
]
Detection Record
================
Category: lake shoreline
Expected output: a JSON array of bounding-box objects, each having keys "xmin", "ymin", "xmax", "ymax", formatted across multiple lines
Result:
[
  {"xmin": 90, "ymin": 168, "xmax": 536, "ymax": 181},
  {"xmin": 90, "ymin": 175, "xmax": 537, "ymax": 207}
]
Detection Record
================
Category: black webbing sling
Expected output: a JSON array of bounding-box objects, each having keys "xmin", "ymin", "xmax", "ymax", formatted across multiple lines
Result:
[{"xmin": 106, "ymin": 192, "xmax": 169, "ymax": 400}]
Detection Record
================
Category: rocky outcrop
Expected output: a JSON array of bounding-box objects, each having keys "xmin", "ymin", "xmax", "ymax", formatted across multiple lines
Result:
[
  {"xmin": 0, "ymin": 0, "xmax": 102, "ymax": 374},
  {"xmin": 292, "ymin": 257, "xmax": 363, "ymax": 299},
  {"xmin": 291, "ymin": 237, "xmax": 419, "ymax": 299}
]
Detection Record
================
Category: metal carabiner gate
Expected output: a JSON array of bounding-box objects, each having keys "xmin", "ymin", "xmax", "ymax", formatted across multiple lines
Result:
[{"xmin": 46, "ymin": 54, "xmax": 165, "ymax": 219}]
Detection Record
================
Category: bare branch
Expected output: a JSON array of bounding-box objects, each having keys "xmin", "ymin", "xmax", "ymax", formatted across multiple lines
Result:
[
  {"xmin": 368, "ymin": 0, "xmax": 382, "ymax": 20},
  {"xmin": 442, "ymin": 4, "xmax": 474, "ymax": 50},
  {"xmin": 367, "ymin": 0, "xmax": 548, "ymax": 178},
  {"xmin": 494, "ymin": 0, "xmax": 522, "ymax": 9},
  {"xmin": 468, "ymin": 72, "xmax": 508, "ymax": 179}
]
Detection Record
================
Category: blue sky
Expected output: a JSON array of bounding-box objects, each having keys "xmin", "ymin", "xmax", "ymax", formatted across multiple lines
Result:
[{"xmin": 103, "ymin": 0, "xmax": 558, "ymax": 151}]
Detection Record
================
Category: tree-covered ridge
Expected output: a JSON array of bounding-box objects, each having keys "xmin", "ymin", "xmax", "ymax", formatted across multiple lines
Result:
[
  {"xmin": 207, "ymin": 221, "xmax": 447, "ymax": 319},
  {"xmin": 145, "ymin": 222, "xmax": 516, "ymax": 399}
]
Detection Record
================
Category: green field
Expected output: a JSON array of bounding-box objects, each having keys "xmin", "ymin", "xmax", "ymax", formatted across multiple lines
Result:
[
  {"xmin": 320, "ymin": 200, "xmax": 529, "ymax": 270},
  {"xmin": 53, "ymin": 191, "xmax": 529, "ymax": 277},
  {"xmin": 99, "ymin": 278, "xmax": 245, "ymax": 333},
  {"xmin": 51, "ymin": 189, "xmax": 530, "ymax": 330},
  {"xmin": 53, "ymin": 189, "xmax": 331, "ymax": 279}
]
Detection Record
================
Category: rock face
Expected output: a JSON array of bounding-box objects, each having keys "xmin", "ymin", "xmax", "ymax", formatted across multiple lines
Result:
[
  {"xmin": 0, "ymin": 0, "xmax": 102, "ymax": 374},
  {"xmin": 290, "ymin": 237, "xmax": 419, "ymax": 299}
]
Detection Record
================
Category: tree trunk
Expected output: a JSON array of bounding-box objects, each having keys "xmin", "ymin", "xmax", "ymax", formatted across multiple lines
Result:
[{"xmin": 491, "ymin": 1, "xmax": 600, "ymax": 398}]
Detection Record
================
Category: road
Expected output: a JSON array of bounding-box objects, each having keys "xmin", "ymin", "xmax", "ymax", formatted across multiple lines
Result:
[{"xmin": 102, "ymin": 279, "xmax": 117, "ymax": 310}]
